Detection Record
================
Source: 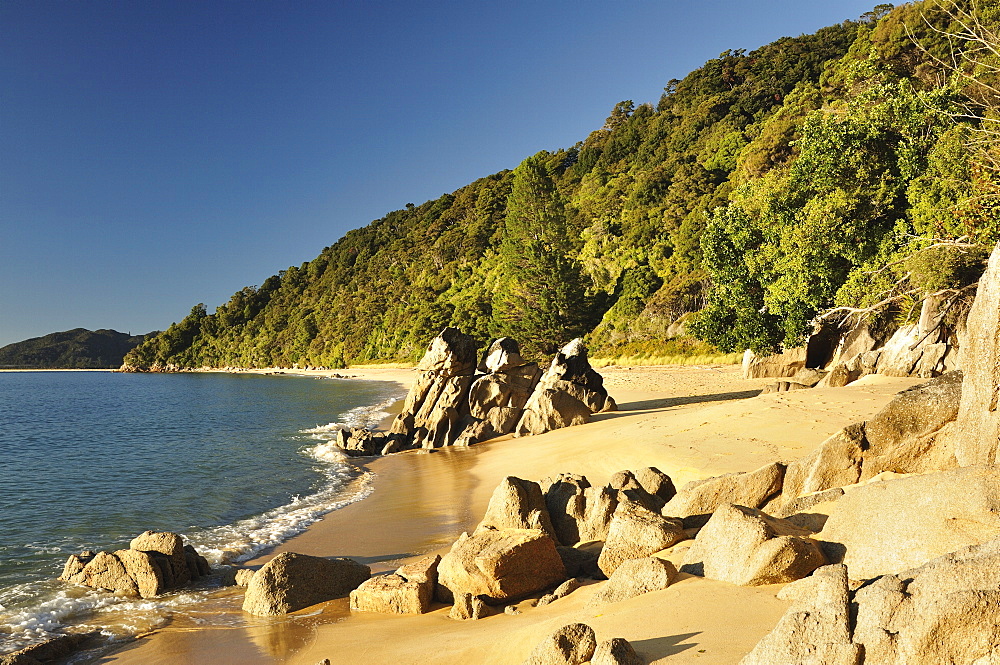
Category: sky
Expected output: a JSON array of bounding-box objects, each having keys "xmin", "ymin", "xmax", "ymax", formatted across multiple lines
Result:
[{"xmin": 0, "ymin": 0, "xmax": 882, "ymax": 347}]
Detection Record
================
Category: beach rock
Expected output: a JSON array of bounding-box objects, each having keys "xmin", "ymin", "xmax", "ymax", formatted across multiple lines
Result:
[
  {"xmin": 521, "ymin": 623, "xmax": 597, "ymax": 665},
  {"xmin": 859, "ymin": 370, "xmax": 962, "ymax": 479},
  {"xmin": 515, "ymin": 388, "xmax": 592, "ymax": 437},
  {"xmin": 505, "ymin": 604, "xmax": 521, "ymax": 615},
  {"xmin": 437, "ymin": 528, "xmax": 567, "ymax": 603},
  {"xmin": 610, "ymin": 468, "xmax": 675, "ymax": 513},
  {"xmin": 817, "ymin": 466, "xmax": 1000, "ymax": 579},
  {"xmin": 349, "ymin": 555, "xmax": 439, "ymax": 615},
  {"xmin": 597, "ymin": 503, "xmax": 686, "ymax": 576},
  {"xmin": 130, "ymin": 530, "xmax": 190, "ymax": 586},
  {"xmin": 78, "ymin": 551, "xmax": 140, "ymax": 596},
  {"xmin": 952, "ymin": 243, "xmax": 1000, "ymax": 465},
  {"xmin": 468, "ymin": 362, "xmax": 541, "ymax": 419},
  {"xmin": 234, "ymin": 569, "xmax": 256, "ymax": 587},
  {"xmin": 334, "ymin": 427, "xmax": 387, "ymax": 456},
  {"xmin": 59, "ymin": 553, "xmax": 92, "ymax": 583},
  {"xmin": 589, "ymin": 556, "xmax": 676, "ymax": 606},
  {"xmin": 0, "ymin": 632, "xmax": 98, "ymax": 665},
  {"xmin": 759, "ymin": 380, "xmax": 810, "ymax": 394},
  {"xmin": 386, "ymin": 327, "xmax": 479, "ymax": 450},
  {"xmin": 739, "ymin": 564, "xmax": 858, "ymax": 665},
  {"xmin": 591, "ymin": 638, "xmax": 644, "ymax": 665},
  {"xmin": 741, "ymin": 347, "xmax": 806, "ymax": 379},
  {"xmin": 851, "ymin": 538, "xmax": 1000, "ymax": 663},
  {"xmin": 662, "ymin": 462, "xmax": 785, "ymax": 527},
  {"xmin": 781, "ymin": 425, "xmax": 865, "ymax": 503},
  {"xmin": 476, "ymin": 476, "xmax": 557, "ymax": 541},
  {"xmin": 351, "ymin": 555, "xmax": 441, "ymax": 614},
  {"xmin": 449, "ymin": 592, "xmax": 488, "ymax": 620},
  {"xmin": 242, "ymin": 552, "xmax": 371, "ymax": 616},
  {"xmin": 683, "ymin": 504, "xmax": 826, "ymax": 586},
  {"xmin": 544, "ymin": 474, "xmax": 618, "ymax": 546},
  {"xmin": 184, "ymin": 544, "xmax": 211, "ymax": 577},
  {"xmin": 515, "ymin": 339, "xmax": 615, "ymax": 438},
  {"xmin": 536, "ymin": 577, "xmax": 581, "ymax": 607},
  {"xmin": 114, "ymin": 549, "xmax": 166, "ymax": 598}
]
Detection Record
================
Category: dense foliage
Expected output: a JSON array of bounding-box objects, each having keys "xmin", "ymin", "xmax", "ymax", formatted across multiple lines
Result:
[
  {"xmin": 126, "ymin": 1, "xmax": 1000, "ymax": 369},
  {"xmin": 0, "ymin": 329, "xmax": 153, "ymax": 369}
]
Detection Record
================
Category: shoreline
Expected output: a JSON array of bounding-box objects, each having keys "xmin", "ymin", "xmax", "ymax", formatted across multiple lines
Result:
[{"xmin": 98, "ymin": 365, "xmax": 924, "ymax": 664}]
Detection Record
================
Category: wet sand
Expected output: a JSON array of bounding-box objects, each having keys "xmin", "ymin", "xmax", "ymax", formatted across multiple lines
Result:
[{"xmin": 99, "ymin": 365, "xmax": 921, "ymax": 665}]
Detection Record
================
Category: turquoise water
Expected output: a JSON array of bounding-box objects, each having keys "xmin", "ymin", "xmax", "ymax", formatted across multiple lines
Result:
[{"xmin": 0, "ymin": 371, "xmax": 403, "ymax": 653}]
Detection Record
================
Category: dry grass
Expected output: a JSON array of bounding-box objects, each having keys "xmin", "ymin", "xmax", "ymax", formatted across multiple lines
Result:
[{"xmin": 591, "ymin": 352, "xmax": 742, "ymax": 368}]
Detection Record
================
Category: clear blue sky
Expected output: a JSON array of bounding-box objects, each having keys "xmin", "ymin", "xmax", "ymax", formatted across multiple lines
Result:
[{"xmin": 1, "ymin": 1, "xmax": 881, "ymax": 347}]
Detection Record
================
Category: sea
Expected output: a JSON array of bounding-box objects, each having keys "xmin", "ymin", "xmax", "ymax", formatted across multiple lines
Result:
[{"xmin": 0, "ymin": 370, "xmax": 405, "ymax": 656}]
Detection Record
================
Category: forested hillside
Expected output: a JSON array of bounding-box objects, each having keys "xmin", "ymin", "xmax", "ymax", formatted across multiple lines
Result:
[
  {"xmin": 0, "ymin": 329, "xmax": 153, "ymax": 369},
  {"xmin": 125, "ymin": 1, "xmax": 1000, "ymax": 370}
]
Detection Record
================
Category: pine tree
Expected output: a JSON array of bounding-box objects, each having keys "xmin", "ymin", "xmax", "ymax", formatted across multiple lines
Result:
[{"xmin": 492, "ymin": 153, "xmax": 592, "ymax": 356}]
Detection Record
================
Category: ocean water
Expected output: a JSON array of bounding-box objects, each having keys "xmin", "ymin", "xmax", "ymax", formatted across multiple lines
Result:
[{"xmin": 0, "ymin": 370, "xmax": 404, "ymax": 654}]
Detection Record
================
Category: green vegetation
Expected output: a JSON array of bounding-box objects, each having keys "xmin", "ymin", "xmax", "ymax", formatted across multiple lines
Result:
[
  {"xmin": 126, "ymin": 1, "xmax": 1000, "ymax": 370},
  {"xmin": 0, "ymin": 329, "xmax": 154, "ymax": 369}
]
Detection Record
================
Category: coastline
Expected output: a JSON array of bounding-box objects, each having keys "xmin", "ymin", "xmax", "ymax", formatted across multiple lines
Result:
[{"xmin": 99, "ymin": 365, "xmax": 923, "ymax": 665}]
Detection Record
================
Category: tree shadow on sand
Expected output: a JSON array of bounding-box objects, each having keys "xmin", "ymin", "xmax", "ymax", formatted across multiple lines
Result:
[
  {"xmin": 605, "ymin": 390, "xmax": 762, "ymax": 415},
  {"xmin": 632, "ymin": 631, "xmax": 701, "ymax": 659}
]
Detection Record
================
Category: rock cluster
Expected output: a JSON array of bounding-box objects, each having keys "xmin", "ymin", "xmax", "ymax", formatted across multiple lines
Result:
[
  {"xmin": 520, "ymin": 624, "xmax": 642, "ymax": 665},
  {"xmin": 339, "ymin": 330, "xmax": 616, "ymax": 457},
  {"xmin": 59, "ymin": 531, "xmax": 211, "ymax": 599}
]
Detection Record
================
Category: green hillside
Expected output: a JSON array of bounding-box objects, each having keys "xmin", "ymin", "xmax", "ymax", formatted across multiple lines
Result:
[
  {"xmin": 0, "ymin": 329, "xmax": 155, "ymax": 369},
  {"xmin": 125, "ymin": 1, "xmax": 1000, "ymax": 370}
]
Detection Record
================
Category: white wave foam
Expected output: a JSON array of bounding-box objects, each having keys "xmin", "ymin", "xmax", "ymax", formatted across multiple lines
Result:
[{"xmin": 302, "ymin": 395, "xmax": 402, "ymax": 438}]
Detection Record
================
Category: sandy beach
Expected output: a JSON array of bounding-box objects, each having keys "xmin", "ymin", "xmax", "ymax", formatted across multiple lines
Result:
[{"xmin": 98, "ymin": 364, "xmax": 921, "ymax": 665}]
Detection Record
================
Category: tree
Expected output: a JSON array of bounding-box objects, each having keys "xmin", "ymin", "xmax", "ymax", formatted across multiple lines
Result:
[{"xmin": 492, "ymin": 154, "xmax": 594, "ymax": 356}]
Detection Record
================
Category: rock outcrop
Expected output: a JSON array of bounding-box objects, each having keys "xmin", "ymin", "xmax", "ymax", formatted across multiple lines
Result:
[
  {"xmin": 952, "ymin": 241, "xmax": 1000, "ymax": 465},
  {"xmin": 591, "ymin": 638, "xmax": 644, "ymax": 665},
  {"xmin": 449, "ymin": 592, "xmax": 489, "ymax": 620},
  {"xmin": 381, "ymin": 331, "xmax": 616, "ymax": 453},
  {"xmin": 437, "ymin": 528, "xmax": 567, "ymax": 603},
  {"xmin": 59, "ymin": 531, "xmax": 210, "ymax": 599},
  {"xmin": 515, "ymin": 339, "xmax": 616, "ymax": 437},
  {"xmin": 454, "ymin": 338, "xmax": 542, "ymax": 445},
  {"xmin": 385, "ymin": 327, "xmax": 479, "ymax": 451},
  {"xmin": 682, "ymin": 504, "xmax": 826, "ymax": 586},
  {"xmin": 349, "ymin": 555, "xmax": 440, "ymax": 615},
  {"xmin": 543, "ymin": 474, "xmax": 618, "ymax": 546},
  {"xmin": 780, "ymin": 371, "xmax": 962, "ymax": 506},
  {"xmin": 817, "ymin": 466, "xmax": 1000, "ymax": 579},
  {"xmin": 242, "ymin": 552, "xmax": 371, "ymax": 616}
]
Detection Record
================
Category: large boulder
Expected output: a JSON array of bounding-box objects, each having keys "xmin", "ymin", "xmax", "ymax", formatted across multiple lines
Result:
[
  {"xmin": 739, "ymin": 564, "xmax": 858, "ymax": 665},
  {"xmin": 521, "ymin": 623, "xmax": 597, "ymax": 665},
  {"xmin": 683, "ymin": 504, "xmax": 826, "ymax": 586},
  {"xmin": 742, "ymin": 347, "xmax": 806, "ymax": 379},
  {"xmin": 476, "ymin": 476, "xmax": 557, "ymax": 541},
  {"xmin": 543, "ymin": 474, "xmax": 618, "ymax": 546},
  {"xmin": 349, "ymin": 555, "xmax": 439, "ymax": 615},
  {"xmin": 952, "ymin": 242, "xmax": 1000, "ymax": 465},
  {"xmin": 597, "ymin": 503, "xmax": 686, "ymax": 576},
  {"xmin": 130, "ymin": 530, "xmax": 190, "ymax": 586},
  {"xmin": 781, "ymin": 424, "xmax": 865, "ymax": 504},
  {"xmin": 242, "ymin": 552, "xmax": 371, "ymax": 616},
  {"xmin": 662, "ymin": 462, "xmax": 785, "ymax": 526},
  {"xmin": 588, "ymin": 555, "xmax": 677, "ymax": 606},
  {"xmin": 437, "ymin": 528, "xmax": 567, "ymax": 603},
  {"xmin": 817, "ymin": 466, "xmax": 1000, "ymax": 579}
]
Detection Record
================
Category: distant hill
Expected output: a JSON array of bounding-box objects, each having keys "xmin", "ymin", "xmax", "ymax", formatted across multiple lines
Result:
[{"xmin": 0, "ymin": 329, "xmax": 157, "ymax": 369}]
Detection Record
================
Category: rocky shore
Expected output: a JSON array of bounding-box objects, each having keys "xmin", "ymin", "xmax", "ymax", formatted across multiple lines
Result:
[{"xmin": 23, "ymin": 244, "xmax": 1000, "ymax": 664}]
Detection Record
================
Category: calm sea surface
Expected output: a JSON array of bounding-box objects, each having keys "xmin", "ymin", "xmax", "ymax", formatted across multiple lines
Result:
[{"xmin": 0, "ymin": 371, "xmax": 403, "ymax": 653}]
